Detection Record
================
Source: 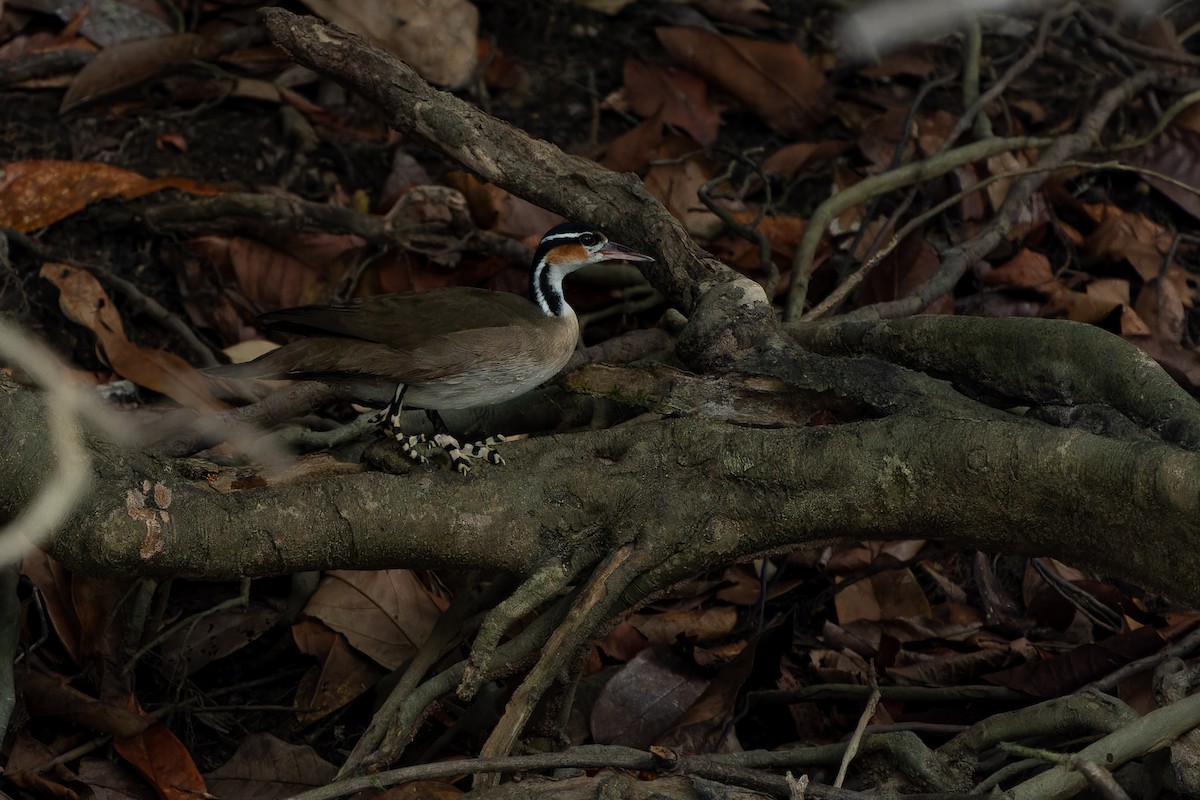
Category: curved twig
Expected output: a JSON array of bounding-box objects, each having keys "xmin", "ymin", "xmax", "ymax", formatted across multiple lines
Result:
[{"xmin": 783, "ymin": 135, "xmax": 1050, "ymax": 320}]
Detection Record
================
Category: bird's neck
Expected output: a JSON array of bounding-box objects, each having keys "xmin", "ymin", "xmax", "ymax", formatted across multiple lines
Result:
[{"xmin": 531, "ymin": 260, "xmax": 571, "ymax": 317}]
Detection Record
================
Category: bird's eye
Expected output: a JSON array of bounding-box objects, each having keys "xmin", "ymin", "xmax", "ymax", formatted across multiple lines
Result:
[{"xmin": 579, "ymin": 233, "xmax": 599, "ymax": 247}]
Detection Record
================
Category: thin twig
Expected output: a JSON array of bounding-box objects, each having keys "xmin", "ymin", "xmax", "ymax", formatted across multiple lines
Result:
[
  {"xmin": 840, "ymin": 70, "xmax": 1170, "ymax": 322},
  {"xmin": 1080, "ymin": 5, "xmax": 1200, "ymax": 69},
  {"xmin": 698, "ymin": 160, "xmax": 780, "ymax": 296},
  {"xmin": 833, "ymin": 663, "xmax": 881, "ymax": 788},
  {"xmin": 802, "ymin": 155, "xmax": 1200, "ymax": 320},
  {"xmin": 810, "ymin": 5, "xmax": 1065, "ymax": 319},
  {"xmin": 1082, "ymin": 622, "xmax": 1200, "ymax": 694},
  {"xmin": 963, "ymin": 16, "xmax": 991, "ymax": 139}
]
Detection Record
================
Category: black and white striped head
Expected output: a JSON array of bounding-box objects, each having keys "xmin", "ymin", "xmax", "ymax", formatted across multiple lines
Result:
[{"xmin": 531, "ymin": 222, "xmax": 654, "ymax": 316}]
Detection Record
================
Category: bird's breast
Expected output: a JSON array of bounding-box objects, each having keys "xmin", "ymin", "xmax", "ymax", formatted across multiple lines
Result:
[{"xmin": 402, "ymin": 313, "xmax": 579, "ymax": 410}]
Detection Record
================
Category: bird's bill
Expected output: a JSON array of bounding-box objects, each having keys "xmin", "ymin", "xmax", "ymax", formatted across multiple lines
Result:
[{"xmin": 599, "ymin": 241, "xmax": 655, "ymax": 263}]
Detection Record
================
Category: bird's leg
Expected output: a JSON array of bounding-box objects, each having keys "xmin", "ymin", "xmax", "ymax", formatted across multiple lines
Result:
[
  {"xmin": 427, "ymin": 411, "xmax": 506, "ymax": 475},
  {"xmin": 373, "ymin": 384, "xmax": 433, "ymax": 465}
]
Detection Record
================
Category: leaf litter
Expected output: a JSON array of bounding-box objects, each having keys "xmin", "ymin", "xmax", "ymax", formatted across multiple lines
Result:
[{"xmin": 4, "ymin": 1, "xmax": 1200, "ymax": 797}]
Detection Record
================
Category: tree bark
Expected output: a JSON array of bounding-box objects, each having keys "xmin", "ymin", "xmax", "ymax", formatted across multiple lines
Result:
[{"xmin": 5, "ymin": 374, "xmax": 1198, "ymax": 604}]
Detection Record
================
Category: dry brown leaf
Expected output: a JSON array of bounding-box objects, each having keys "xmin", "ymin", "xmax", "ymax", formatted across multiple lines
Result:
[
  {"xmin": 20, "ymin": 670, "xmax": 145, "ymax": 737},
  {"xmin": 888, "ymin": 647, "xmax": 1016, "ymax": 687},
  {"xmin": 1011, "ymin": 98, "xmax": 1047, "ymax": 124},
  {"xmin": 292, "ymin": 619, "xmax": 384, "ymax": 723},
  {"xmin": 983, "ymin": 248, "xmax": 1054, "ymax": 289},
  {"xmin": 656, "ymin": 26, "xmax": 826, "ymax": 135},
  {"xmin": 643, "ymin": 143, "xmax": 723, "ymax": 237},
  {"xmin": 714, "ymin": 562, "xmax": 805, "ymax": 605},
  {"xmin": 1137, "ymin": 15, "xmax": 1186, "ymax": 64},
  {"xmin": 916, "ymin": 109, "xmax": 956, "ymax": 156},
  {"xmin": 1082, "ymin": 203, "xmax": 1172, "ymax": 282},
  {"xmin": 1134, "ymin": 273, "xmax": 1187, "ymax": 341},
  {"xmin": 597, "ymin": 620, "xmax": 651, "ymax": 661},
  {"xmin": 760, "ymin": 140, "xmax": 850, "ymax": 178},
  {"xmin": 826, "ymin": 540, "xmax": 927, "ymax": 572},
  {"xmin": 301, "ymin": 570, "xmax": 442, "ymax": 670},
  {"xmin": 857, "ymin": 107, "xmax": 911, "ymax": 171},
  {"xmin": 658, "ymin": 638, "xmax": 755, "ymax": 753},
  {"xmin": 374, "ymin": 781, "xmax": 465, "ymax": 800},
  {"xmin": 856, "ymin": 236, "xmax": 945, "ymax": 311},
  {"xmin": 952, "ymin": 163, "xmax": 987, "ymax": 221},
  {"xmin": 158, "ymin": 606, "xmax": 280, "ymax": 677},
  {"xmin": 113, "ymin": 718, "xmax": 208, "ymax": 800},
  {"xmin": 709, "ymin": 212, "xmax": 805, "ymax": 280},
  {"xmin": 623, "ymin": 58, "xmax": 719, "ymax": 145},
  {"xmin": 1119, "ymin": 306, "xmax": 1153, "ymax": 337},
  {"xmin": 77, "ymin": 758, "xmax": 154, "ymax": 799},
  {"xmin": 186, "ymin": 236, "xmax": 329, "ymax": 312},
  {"xmin": 205, "ymin": 733, "xmax": 337, "ymax": 800},
  {"xmin": 1133, "ymin": 129, "xmax": 1200, "ymax": 222},
  {"xmin": 984, "ymin": 627, "xmax": 1165, "ymax": 697},
  {"xmin": 1086, "ymin": 278, "xmax": 1131, "ymax": 309},
  {"xmin": 829, "ymin": 163, "xmax": 864, "ymax": 237},
  {"xmin": 834, "ymin": 567, "xmax": 932, "ymax": 625},
  {"xmin": 979, "ymin": 252, "xmax": 1118, "ymax": 322},
  {"xmin": 591, "ymin": 646, "xmax": 710, "ymax": 749},
  {"xmin": 808, "ymin": 638, "xmax": 871, "ymax": 682},
  {"xmin": 444, "ymin": 171, "xmax": 564, "ymax": 240},
  {"xmin": 985, "ymin": 151, "xmax": 1051, "ymax": 239},
  {"xmin": 603, "ymin": 112, "xmax": 668, "ymax": 173},
  {"xmin": 61, "ymin": 32, "xmax": 218, "ymax": 111},
  {"xmin": 629, "ymin": 606, "xmax": 738, "ymax": 645},
  {"xmin": 40, "ymin": 263, "xmax": 226, "ymax": 411},
  {"xmin": 0, "ymin": 160, "xmax": 220, "ymax": 232},
  {"xmin": 300, "ymin": 0, "xmax": 478, "ymax": 89},
  {"xmin": 20, "ymin": 550, "xmax": 81, "ymax": 665},
  {"xmin": 1043, "ymin": 283, "xmax": 1120, "ymax": 324}
]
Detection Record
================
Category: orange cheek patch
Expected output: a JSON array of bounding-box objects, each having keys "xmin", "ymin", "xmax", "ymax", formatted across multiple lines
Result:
[{"xmin": 544, "ymin": 243, "xmax": 588, "ymax": 265}]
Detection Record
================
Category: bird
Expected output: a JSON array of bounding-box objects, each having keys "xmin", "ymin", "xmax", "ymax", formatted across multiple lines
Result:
[{"xmin": 209, "ymin": 222, "xmax": 655, "ymax": 473}]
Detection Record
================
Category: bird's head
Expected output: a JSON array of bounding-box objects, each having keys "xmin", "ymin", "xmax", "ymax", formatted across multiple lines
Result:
[{"xmin": 531, "ymin": 222, "xmax": 654, "ymax": 315}]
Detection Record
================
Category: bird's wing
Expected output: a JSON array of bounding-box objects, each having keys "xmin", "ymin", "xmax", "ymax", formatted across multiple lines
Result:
[{"xmin": 258, "ymin": 288, "xmax": 542, "ymax": 349}]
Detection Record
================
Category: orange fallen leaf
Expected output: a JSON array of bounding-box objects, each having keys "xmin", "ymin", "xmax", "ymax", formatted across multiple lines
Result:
[
  {"xmin": 40, "ymin": 263, "xmax": 226, "ymax": 412},
  {"xmin": 114, "ymin": 720, "xmax": 208, "ymax": 800},
  {"xmin": 0, "ymin": 160, "xmax": 220, "ymax": 232}
]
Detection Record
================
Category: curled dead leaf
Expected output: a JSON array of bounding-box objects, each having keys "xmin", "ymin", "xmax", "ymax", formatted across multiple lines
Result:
[{"xmin": 39, "ymin": 263, "xmax": 226, "ymax": 412}]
